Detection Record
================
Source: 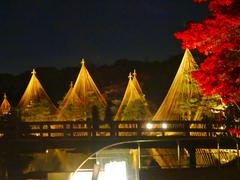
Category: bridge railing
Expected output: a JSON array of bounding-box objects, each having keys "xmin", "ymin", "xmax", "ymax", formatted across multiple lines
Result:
[{"xmin": 0, "ymin": 120, "xmax": 239, "ymax": 138}]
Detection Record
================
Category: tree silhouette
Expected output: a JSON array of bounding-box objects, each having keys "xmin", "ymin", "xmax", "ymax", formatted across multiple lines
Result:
[
  {"xmin": 91, "ymin": 105, "xmax": 100, "ymax": 136},
  {"xmin": 104, "ymin": 101, "xmax": 113, "ymax": 125}
]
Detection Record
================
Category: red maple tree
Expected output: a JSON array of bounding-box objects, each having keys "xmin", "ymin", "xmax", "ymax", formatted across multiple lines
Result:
[{"xmin": 174, "ymin": 0, "xmax": 240, "ymax": 104}]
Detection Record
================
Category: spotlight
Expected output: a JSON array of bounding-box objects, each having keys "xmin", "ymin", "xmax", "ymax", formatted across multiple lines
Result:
[
  {"xmin": 146, "ymin": 122, "xmax": 153, "ymax": 129},
  {"xmin": 162, "ymin": 123, "xmax": 168, "ymax": 129}
]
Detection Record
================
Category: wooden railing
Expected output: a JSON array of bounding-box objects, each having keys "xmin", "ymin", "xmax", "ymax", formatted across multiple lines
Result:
[{"xmin": 0, "ymin": 120, "xmax": 239, "ymax": 138}]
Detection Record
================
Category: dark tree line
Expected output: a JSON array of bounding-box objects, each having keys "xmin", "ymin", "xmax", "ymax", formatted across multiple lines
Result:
[{"xmin": 0, "ymin": 56, "xmax": 191, "ymax": 112}]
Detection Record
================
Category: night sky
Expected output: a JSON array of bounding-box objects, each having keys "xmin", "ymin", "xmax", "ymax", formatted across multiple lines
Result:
[{"xmin": 0, "ymin": 0, "xmax": 209, "ymax": 74}]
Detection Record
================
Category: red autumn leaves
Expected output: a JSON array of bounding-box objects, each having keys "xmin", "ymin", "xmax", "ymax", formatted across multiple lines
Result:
[{"xmin": 174, "ymin": 0, "xmax": 240, "ymax": 104}]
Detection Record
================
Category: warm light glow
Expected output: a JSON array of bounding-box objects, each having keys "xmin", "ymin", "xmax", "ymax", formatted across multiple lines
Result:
[
  {"xmin": 18, "ymin": 69, "xmax": 59, "ymax": 121},
  {"xmin": 220, "ymin": 126, "xmax": 224, "ymax": 130},
  {"xmin": 70, "ymin": 171, "xmax": 93, "ymax": 180},
  {"xmin": 114, "ymin": 70, "xmax": 152, "ymax": 121},
  {"xmin": 103, "ymin": 161, "xmax": 127, "ymax": 180},
  {"xmin": 153, "ymin": 49, "xmax": 200, "ymax": 121},
  {"xmin": 59, "ymin": 59, "xmax": 106, "ymax": 120},
  {"xmin": 146, "ymin": 122, "xmax": 153, "ymax": 129},
  {"xmin": 71, "ymin": 161, "xmax": 127, "ymax": 180},
  {"xmin": 211, "ymin": 109, "xmax": 221, "ymax": 113},
  {"xmin": 162, "ymin": 123, "xmax": 168, "ymax": 129},
  {"xmin": 0, "ymin": 93, "xmax": 11, "ymax": 115}
]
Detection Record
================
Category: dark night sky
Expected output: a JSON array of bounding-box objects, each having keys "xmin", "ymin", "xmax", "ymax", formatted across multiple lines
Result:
[{"xmin": 0, "ymin": 0, "xmax": 209, "ymax": 74}]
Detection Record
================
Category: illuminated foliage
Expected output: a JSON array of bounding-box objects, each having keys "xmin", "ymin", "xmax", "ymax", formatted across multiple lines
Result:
[
  {"xmin": 153, "ymin": 49, "xmax": 202, "ymax": 121},
  {"xmin": 0, "ymin": 93, "xmax": 11, "ymax": 116},
  {"xmin": 18, "ymin": 69, "xmax": 60, "ymax": 121},
  {"xmin": 121, "ymin": 99, "xmax": 147, "ymax": 120},
  {"xmin": 151, "ymin": 49, "xmax": 228, "ymax": 167},
  {"xmin": 175, "ymin": 0, "xmax": 240, "ymax": 104},
  {"xmin": 114, "ymin": 71, "xmax": 152, "ymax": 121},
  {"xmin": 59, "ymin": 59, "xmax": 106, "ymax": 120},
  {"xmin": 20, "ymin": 99, "xmax": 54, "ymax": 121}
]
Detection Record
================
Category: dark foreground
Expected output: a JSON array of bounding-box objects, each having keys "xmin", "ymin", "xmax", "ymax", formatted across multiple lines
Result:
[{"xmin": 140, "ymin": 168, "xmax": 240, "ymax": 180}]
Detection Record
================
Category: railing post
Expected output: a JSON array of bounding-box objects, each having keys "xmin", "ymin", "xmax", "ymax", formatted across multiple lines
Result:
[
  {"xmin": 87, "ymin": 120, "xmax": 91, "ymax": 137},
  {"xmin": 63, "ymin": 123, "xmax": 67, "ymax": 137},
  {"xmin": 70, "ymin": 123, "xmax": 73, "ymax": 137},
  {"xmin": 184, "ymin": 121, "xmax": 190, "ymax": 136},
  {"xmin": 38, "ymin": 125, "xmax": 43, "ymax": 137},
  {"xmin": 48, "ymin": 124, "xmax": 51, "ymax": 137},
  {"xmin": 137, "ymin": 121, "xmax": 141, "ymax": 136},
  {"xmin": 115, "ymin": 121, "xmax": 118, "ymax": 137},
  {"xmin": 110, "ymin": 120, "xmax": 113, "ymax": 136}
]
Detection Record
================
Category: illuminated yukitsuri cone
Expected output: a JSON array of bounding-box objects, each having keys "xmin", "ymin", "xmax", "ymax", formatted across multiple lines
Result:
[
  {"xmin": 114, "ymin": 71, "xmax": 152, "ymax": 121},
  {"xmin": 59, "ymin": 59, "xmax": 106, "ymax": 120},
  {"xmin": 153, "ymin": 49, "xmax": 201, "ymax": 122},
  {"xmin": 19, "ymin": 69, "xmax": 60, "ymax": 121},
  {"xmin": 0, "ymin": 93, "xmax": 11, "ymax": 115},
  {"xmin": 60, "ymin": 81, "xmax": 74, "ymax": 108},
  {"xmin": 150, "ymin": 49, "xmax": 227, "ymax": 168},
  {"xmin": 132, "ymin": 70, "xmax": 152, "ymax": 120},
  {"xmin": 114, "ymin": 71, "xmax": 152, "ymax": 136},
  {"xmin": 132, "ymin": 69, "xmax": 143, "ymax": 96}
]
